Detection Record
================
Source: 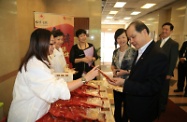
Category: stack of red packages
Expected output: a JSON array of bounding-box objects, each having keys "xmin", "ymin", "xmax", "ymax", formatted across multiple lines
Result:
[{"xmin": 36, "ymin": 83, "xmax": 106, "ymax": 122}]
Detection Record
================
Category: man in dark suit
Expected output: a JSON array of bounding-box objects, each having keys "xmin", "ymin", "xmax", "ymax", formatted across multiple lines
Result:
[
  {"xmin": 174, "ymin": 41, "xmax": 187, "ymax": 97},
  {"xmin": 108, "ymin": 20, "xmax": 168, "ymax": 122},
  {"xmin": 155, "ymin": 22, "xmax": 179, "ymax": 111}
]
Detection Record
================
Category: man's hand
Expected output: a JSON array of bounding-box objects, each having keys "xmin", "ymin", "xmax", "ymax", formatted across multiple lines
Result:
[
  {"xmin": 179, "ymin": 58, "xmax": 186, "ymax": 63},
  {"xmin": 107, "ymin": 77, "xmax": 125, "ymax": 86},
  {"xmin": 166, "ymin": 75, "xmax": 172, "ymax": 80}
]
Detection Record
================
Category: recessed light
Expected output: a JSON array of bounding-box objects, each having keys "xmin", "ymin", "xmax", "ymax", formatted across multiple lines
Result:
[
  {"xmin": 176, "ymin": 6, "xmax": 186, "ymax": 10},
  {"xmin": 114, "ymin": 2, "xmax": 126, "ymax": 8},
  {"xmin": 141, "ymin": 3, "xmax": 156, "ymax": 9},
  {"xmin": 109, "ymin": 11, "xmax": 118, "ymax": 14},
  {"xmin": 178, "ymin": 15, "xmax": 185, "ymax": 17},
  {"xmin": 106, "ymin": 16, "xmax": 113, "ymax": 19},
  {"xmin": 124, "ymin": 17, "xmax": 131, "ymax": 20},
  {"xmin": 131, "ymin": 11, "xmax": 141, "ymax": 15},
  {"xmin": 147, "ymin": 18, "xmax": 154, "ymax": 21}
]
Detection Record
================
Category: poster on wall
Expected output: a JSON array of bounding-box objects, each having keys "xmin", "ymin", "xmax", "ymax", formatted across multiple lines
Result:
[{"xmin": 34, "ymin": 12, "xmax": 74, "ymax": 68}]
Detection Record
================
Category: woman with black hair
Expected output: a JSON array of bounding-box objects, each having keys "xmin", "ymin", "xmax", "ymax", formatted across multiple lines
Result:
[
  {"xmin": 111, "ymin": 28, "xmax": 136, "ymax": 122},
  {"xmin": 8, "ymin": 28, "xmax": 98, "ymax": 122},
  {"xmin": 69, "ymin": 29, "xmax": 98, "ymax": 80},
  {"xmin": 48, "ymin": 29, "xmax": 67, "ymax": 73}
]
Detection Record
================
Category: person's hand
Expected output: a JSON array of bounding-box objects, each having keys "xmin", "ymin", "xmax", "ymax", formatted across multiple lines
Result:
[
  {"xmin": 82, "ymin": 57, "xmax": 89, "ymax": 63},
  {"xmin": 82, "ymin": 56, "xmax": 93, "ymax": 63},
  {"xmin": 64, "ymin": 67, "xmax": 77, "ymax": 74},
  {"xmin": 166, "ymin": 75, "xmax": 172, "ymax": 80},
  {"xmin": 116, "ymin": 69, "xmax": 130, "ymax": 76},
  {"xmin": 112, "ymin": 69, "xmax": 119, "ymax": 77},
  {"xmin": 179, "ymin": 58, "xmax": 186, "ymax": 63},
  {"xmin": 84, "ymin": 65, "xmax": 99, "ymax": 81},
  {"xmin": 86, "ymin": 56, "xmax": 94, "ymax": 63},
  {"xmin": 107, "ymin": 77, "xmax": 125, "ymax": 86}
]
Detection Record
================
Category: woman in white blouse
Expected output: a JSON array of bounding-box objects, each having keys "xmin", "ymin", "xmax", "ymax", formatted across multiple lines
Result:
[
  {"xmin": 8, "ymin": 28, "xmax": 98, "ymax": 122},
  {"xmin": 48, "ymin": 29, "xmax": 67, "ymax": 73}
]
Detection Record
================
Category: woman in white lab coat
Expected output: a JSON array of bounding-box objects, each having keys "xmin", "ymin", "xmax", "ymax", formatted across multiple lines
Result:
[
  {"xmin": 48, "ymin": 29, "xmax": 67, "ymax": 73},
  {"xmin": 8, "ymin": 28, "xmax": 98, "ymax": 122}
]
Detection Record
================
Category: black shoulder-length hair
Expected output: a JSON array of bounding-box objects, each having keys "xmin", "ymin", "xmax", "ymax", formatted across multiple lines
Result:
[
  {"xmin": 114, "ymin": 28, "xmax": 129, "ymax": 49},
  {"xmin": 19, "ymin": 28, "xmax": 52, "ymax": 72},
  {"xmin": 76, "ymin": 29, "xmax": 87, "ymax": 37},
  {"xmin": 52, "ymin": 29, "xmax": 64, "ymax": 37}
]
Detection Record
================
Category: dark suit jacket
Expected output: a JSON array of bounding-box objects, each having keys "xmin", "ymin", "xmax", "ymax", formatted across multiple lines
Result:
[
  {"xmin": 179, "ymin": 41, "xmax": 187, "ymax": 59},
  {"xmin": 123, "ymin": 41, "xmax": 168, "ymax": 122},
  {"xmin": 156, "ymin": 38, "xmax": 179, "ymax": 76}
]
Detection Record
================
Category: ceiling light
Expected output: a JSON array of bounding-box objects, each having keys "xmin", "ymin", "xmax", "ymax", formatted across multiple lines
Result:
[
  {"xmin": 114, "ymin": 2, "xmax": 126, "ymax": 8},
  {"xmin": 141, "ymin": 3, "xmax": 156, "ymax": 9},
  {"xmin": 131, "ymin": 11, "xmax": 141, "ymax": 15},
  {"xmin": 176, "ymin": 6, "xmax": 186, "ymax": 10},
  {"xmin": 119, "ymin": 20, "xmax": 125, "ymax": 22},
  {"xmin": 109, "ymin": 11, "xmax": 118, "ymax": 14},
  {"xmin": 9, "ymin": 11, "xmax": 17, "ymax": 14},
  {"xmin": 106, "ymin": 16, "xmax": 113, "ymax": 19},
  {"xmin": 147, "ymin": 18, "xmax": 154, "ymax": 21},
  {"xmin": 178, "ymin": 15, "xmax": 185, "ymax": 17},
  {"xmin": 104, "ymin": 20, "xmax": 110, "ymax": 22},
  {"xmin": 124, "ymin": 17, "xmax": 131, "ymax": 20}
]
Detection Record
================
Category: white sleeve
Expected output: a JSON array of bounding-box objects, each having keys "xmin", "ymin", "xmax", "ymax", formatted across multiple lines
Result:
[{"xmin": 25, "ymin": 60, "xmax": 70, "ymax": 103}]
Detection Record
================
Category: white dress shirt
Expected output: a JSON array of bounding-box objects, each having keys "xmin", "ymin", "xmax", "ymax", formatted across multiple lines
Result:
[
  {"xmin": 160, "ymin": 37, "xmax": 170, "ymax": 48},
  {"xmin": 136, "ymin": 40, "xmax": 153, "ymax": 63}
]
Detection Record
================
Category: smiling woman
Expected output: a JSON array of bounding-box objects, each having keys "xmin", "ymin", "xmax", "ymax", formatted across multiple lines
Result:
[{"xmin": 110, "ymin": 28, "xmax": 137, "ymax": 122}]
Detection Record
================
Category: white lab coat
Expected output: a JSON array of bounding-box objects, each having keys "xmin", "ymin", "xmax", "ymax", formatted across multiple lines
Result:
[
  {"xmin": 48, "ymin": 48, "xmax": 67, "ymax": 73},
  {"xmin": 8, "ymin": 56, "xmax": 70, "ymax": 122}
]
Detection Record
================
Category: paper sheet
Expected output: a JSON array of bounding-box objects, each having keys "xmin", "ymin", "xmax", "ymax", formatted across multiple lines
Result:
[{"xmin": 84, "ymin": 46, "xmax": 94, "ymax": 66}]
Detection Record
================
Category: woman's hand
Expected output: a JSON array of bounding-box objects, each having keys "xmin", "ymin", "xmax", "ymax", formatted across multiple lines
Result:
[
  {"xmin": 112, "ymin": 69, "xmax": 120, "ymax": 77},
  {"xmin": 84, "ymin": 65, "xmax": 99, "ymax": 81},
  {"xmin": 82, "ymin": 56, "xmax": 94, "ymax": 63},
  {"xmin": 115, "ymin": 69, "xmax": 130, "ymax": 77}
]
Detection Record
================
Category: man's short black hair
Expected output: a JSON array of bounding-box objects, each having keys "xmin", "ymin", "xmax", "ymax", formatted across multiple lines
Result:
[
  {"xmin": 162, "ymin": 22, "xmax": 174, "ymax": 31},
  {"xmin": 127, "ymin": 20, "xmax": 150, "ymax": 34}
]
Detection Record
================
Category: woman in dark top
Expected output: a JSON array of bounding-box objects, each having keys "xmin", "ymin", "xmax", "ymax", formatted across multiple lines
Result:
[
  {"xmin": 111, "ymin": 28, "xmax": 137, "ymax": 122},
  {"xmin": 70, "ymin": 29, "xmax": 98, "ymax": 80}
]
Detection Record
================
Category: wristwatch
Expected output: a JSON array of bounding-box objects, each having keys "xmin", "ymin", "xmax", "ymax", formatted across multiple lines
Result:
[{"xmin": 81, "ymin": 76, "xmax": 87, "ymax": 84}]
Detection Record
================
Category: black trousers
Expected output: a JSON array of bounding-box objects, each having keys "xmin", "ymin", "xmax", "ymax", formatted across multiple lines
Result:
[
  {"xmin": 177, "ymin": 62, "xmax": 187, "ymax": 92},
  {"xmin": 113, "ymin": 90, "xmax": 128, "ymax": 122},
  {"xmin": 159, "ymin": 78, "xmax": 170, "ymax": 111}
]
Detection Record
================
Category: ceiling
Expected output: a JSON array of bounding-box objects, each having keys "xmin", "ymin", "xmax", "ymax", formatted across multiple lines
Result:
[{"xmin": 102, "ymin": 0, "xmax": 177, "ymax": 25}]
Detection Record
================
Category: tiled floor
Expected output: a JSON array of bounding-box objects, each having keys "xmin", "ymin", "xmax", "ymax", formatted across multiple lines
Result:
[
  {"xmin": 100, "ymin": 64, "xmax": 187, "ymax": 114},
  {"xmin": 167, "ymin": 68, "xmax": 187, "ymax": 112}
]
